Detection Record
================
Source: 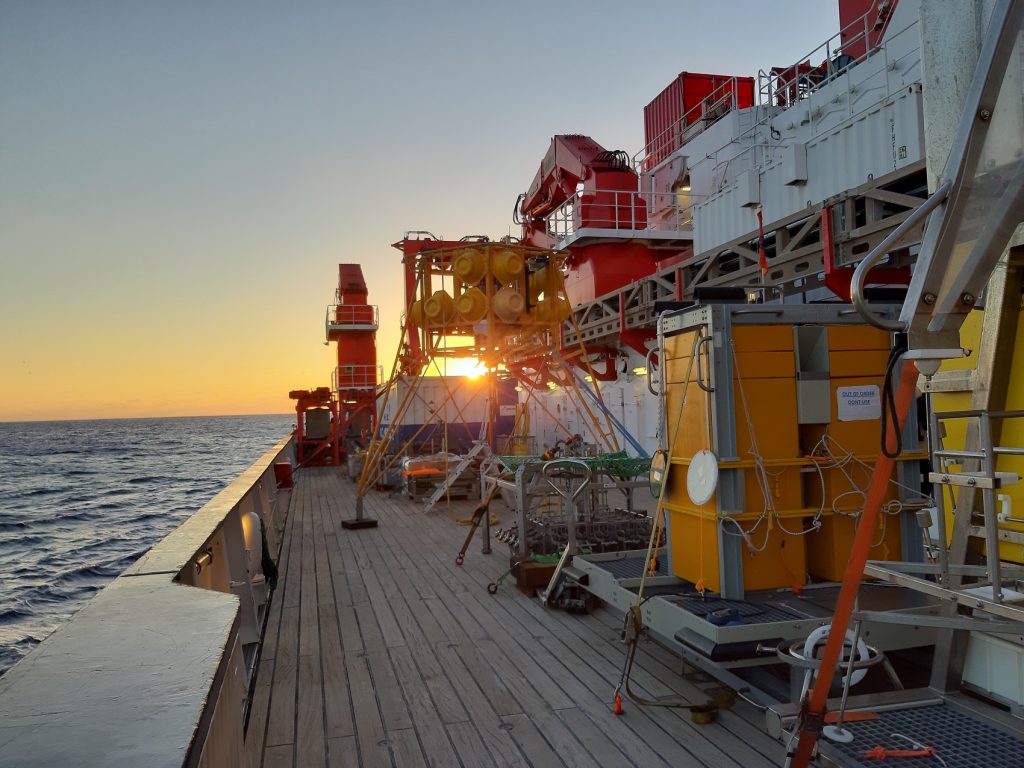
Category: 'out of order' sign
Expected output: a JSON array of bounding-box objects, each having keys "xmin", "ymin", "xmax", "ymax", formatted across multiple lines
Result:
[{"xmin": 836, "ymin": 385, "xmax": 881, "ymax": 421}]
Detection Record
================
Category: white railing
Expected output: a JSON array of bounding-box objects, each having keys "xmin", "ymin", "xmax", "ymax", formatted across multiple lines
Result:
[
  {"xmin": 544, "ymin": 189, "xmax": 701, "ymax": 242},
  {"xmin": 637, "ymin": 2, "xmax": 919, "ymax": 198},
  {"xmin": 758, "ymin": 9, "xmax": 875, "ymax": 109},
  {"xmin": 326, "ymin": 303, "xmax": 379, "ymax": 328},
  {"xmin": 637, "ymin": 76, "xmax": 749, "ymax": 171},
  {"xmin": 333, "ymin": 363, "xmax": 383, "ymax": 391},
  {"xmin": 692, "ymin": 14, "xmax": 920, "ymax": 205},
  {"xmin": 755, "ymin": 1, "xmax": 917, "ymax": 114}
]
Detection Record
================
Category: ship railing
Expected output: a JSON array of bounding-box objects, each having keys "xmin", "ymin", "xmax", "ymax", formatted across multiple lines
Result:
[
  {"xmin": 333, "ymin": 363, "xmax": 383, "ymax": 391},
  {"xmin": 326, "ymin": 303, "xmax": 379, "ymax": 329},
  {"xmin": 688, "ymin": 14, "xmax": 920, "ymax": 208},
  {"xmin": 755, "ymin": 2, "xmax": 918, "ymax": 112},
  {"xmin": 544, "ymin": 189, "xmax": 701, "ymax": 242},
  {"xmin": 635, "ymin": 76, "xmax": 747, "ymax": 171},
  {"xmin": 0, "ymin": 434, "xmax": 298, "ymax": 765},
  {"xmin": 757, "ymin": 10, "xmax": 872, "ymax": 110},
  {"xmin": 638, "ymin": 5, "xmax": 919, "ymax": 194}
]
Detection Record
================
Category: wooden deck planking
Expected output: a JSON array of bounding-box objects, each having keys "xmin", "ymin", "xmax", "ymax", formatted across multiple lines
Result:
[
  {"xmin": 355, "ymin": 485, "xmax": 770, "ymax": 768},
  {"xmin": 371, "ymin": 495, "xmax": 758, "ymax": 768},
  {"xmin": 379, "ymin": 493, "xmax": 780, "ymax": 768},
  {"xmin": 375, "ymin": 500, "xmax": 741, "ymax": 768},
  {"xmin": 251, "ymin": 468, "xmax": 785, "ymax": 768},
  {"xmin": 377, "ymin": 495, "xmax": 774, "ymax": 768}
]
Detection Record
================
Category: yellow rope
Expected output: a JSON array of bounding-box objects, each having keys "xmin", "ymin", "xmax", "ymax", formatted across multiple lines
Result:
[{"xmin": 638, "ymin": 329, "xmax": 703, "ymax": 600}]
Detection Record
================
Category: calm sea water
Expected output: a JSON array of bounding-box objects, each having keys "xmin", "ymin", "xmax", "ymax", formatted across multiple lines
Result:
[{"xmin": 0, "ymin": 414, "xmax": 293, "ymax": 675}]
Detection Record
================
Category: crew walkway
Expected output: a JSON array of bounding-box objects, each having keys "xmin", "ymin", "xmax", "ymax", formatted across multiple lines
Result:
[{"xmin": 246, "ymin": 467, "xmax": 785, "ymax": 768}]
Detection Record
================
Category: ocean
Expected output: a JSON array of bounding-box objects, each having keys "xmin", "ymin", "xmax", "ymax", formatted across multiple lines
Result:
[{"xmin": 0, "ymin": 414, "xmax": 293, "ymax": 675}]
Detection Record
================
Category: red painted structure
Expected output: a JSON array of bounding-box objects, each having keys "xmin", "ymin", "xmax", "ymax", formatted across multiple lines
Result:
[
  {"xmin": 820, "ymin": 205, "xmax": 911, "ymax": 300},
  {"xmin": 327, "ymin": 264, "xmax": 379, "ymax": 454},
  {"xmin": 517, "ymin": 135, "xmax": 658, "ymax": 305},
  {"xmin": 838, "ymin": 0, "xmax": 897, "ymax": 61},
  {"xmin": 643, "ymin": 72, "xmax": 755, "ymax": 167},
  {"xmin": 288, "ymin": 387, "xmax": 341, "ymax": 466}
]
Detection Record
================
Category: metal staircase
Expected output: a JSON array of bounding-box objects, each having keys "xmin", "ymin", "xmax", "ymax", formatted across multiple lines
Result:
[{"xmin": 422, "ymin": 416, "xmax": 491, "ymax": 513}]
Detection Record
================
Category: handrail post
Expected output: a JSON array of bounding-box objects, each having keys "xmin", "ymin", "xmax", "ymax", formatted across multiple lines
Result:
[{"xmin": 850, "ymin": 181, "xmax": 951, "ymax": 331}]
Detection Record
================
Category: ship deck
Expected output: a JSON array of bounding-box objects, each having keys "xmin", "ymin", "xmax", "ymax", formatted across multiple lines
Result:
[{"xmin": 246, "ymin": 466, "xmax": 786, "ymax": 768}]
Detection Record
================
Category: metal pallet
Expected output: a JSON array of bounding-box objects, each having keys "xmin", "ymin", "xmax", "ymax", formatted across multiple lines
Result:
[{"xmin": 823, "ymin": 701, "xmax": 1024, "ymax": 768}]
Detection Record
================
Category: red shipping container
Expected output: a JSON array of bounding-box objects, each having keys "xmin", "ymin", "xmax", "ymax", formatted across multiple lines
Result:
[{"xmin": 643, "ymin": 72, "xmax": 755, "ymax": 167}]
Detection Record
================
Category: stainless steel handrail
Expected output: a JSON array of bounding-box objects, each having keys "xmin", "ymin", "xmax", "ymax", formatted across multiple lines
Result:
[
  {"xmin": 696, "ymin": 334, "xmax": 715, "ymax": 392},
  {"xmin": 850, "ymin": 180, "xmax": 951, "ymax": 331},
  {"xmin": 645, "ymin": 348, "xmax": 659, "ymax": 396}
]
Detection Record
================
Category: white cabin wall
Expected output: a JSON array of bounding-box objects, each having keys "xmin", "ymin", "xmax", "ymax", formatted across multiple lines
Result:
[{"xmin": 659, "ymin": 0, "xmax": 926, "ymax": 253}]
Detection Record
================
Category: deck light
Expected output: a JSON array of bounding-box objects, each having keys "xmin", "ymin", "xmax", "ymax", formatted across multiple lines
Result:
[{"xmin": 194, "ymin": 548, "xmax": 214, "ymax": 574}]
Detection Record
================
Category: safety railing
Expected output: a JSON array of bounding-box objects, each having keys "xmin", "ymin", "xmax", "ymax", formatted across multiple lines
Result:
[
  {"xmin": 755, "ymin": 0, "xmax": 920, "ymax": 114},
  {"xmin": 326, "ymin": 303, "xmax": 379, "ymax": 329},
  {"xmin": 333, "ymin": 363, "xmax": 383, "ymax": 391},
  {"xmin": 637, "ymin": 76, "xmax": 749, "ymax": 171},
  {"xmin": 693, "ymin": 14, "xmax": 920, "ymax": 206},
  {"xmin": 638, "ymin": 3, "xmax": 918, "ymax": 198},
  {"xmin": 544, "ymin": 189, "xmax": 701, "ymax": 242}
]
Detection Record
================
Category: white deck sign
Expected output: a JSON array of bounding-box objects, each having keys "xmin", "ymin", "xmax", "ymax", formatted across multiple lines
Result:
[{"xmin": 836, "ymin": 385, "xmax": 881, "ymax": 421}]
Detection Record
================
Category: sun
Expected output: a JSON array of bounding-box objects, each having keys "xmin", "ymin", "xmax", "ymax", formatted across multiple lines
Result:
[{"xmin": 426, "ymin": 357, "xmax": 484, "ymax": 378}]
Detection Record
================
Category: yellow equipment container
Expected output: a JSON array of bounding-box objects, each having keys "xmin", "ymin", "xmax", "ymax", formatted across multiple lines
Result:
[
  {"xmin": 659, "ymin": 305, "xmax": 919, "ymax": 597},
  {"xmin": 801, "ymin": 326, "xmax": 903, "ymax": 580},
  {"xmin": 541, "ymin": 295, "xmax": 571, "ymax": 322}
]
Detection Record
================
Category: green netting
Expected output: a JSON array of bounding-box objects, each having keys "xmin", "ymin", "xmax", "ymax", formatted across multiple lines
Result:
[{"xmin": 496, "ymin": 450, "xmax": 651, "ymax": 478}]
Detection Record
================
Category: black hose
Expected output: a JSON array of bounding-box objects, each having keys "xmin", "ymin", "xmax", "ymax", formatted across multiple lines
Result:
[{"xmin": 880, "ymin": 333, "xmax": 909, "ymax": 459}]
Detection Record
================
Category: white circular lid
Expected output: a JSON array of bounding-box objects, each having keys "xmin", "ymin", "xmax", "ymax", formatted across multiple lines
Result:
[{"xmin": 686, "ymin": 449, "xmax": 718, "ymax": 505}]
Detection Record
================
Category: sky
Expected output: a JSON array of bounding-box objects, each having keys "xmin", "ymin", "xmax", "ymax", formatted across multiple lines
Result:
[{"xmin": 0, "ymin": 1, "xmax": 838, "ymax": 422}]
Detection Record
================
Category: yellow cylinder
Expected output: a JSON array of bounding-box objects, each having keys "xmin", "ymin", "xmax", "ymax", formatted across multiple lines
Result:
[
  {"xmin": 531, "ymin": 298, "xmax": 551, "ymax": 324},
  {"xmin": 408, "ymin": 299, "xmax": 424, "ymax": 326},
  {"xmin": 490, "ymin": 248, "xmax": 524, "ymax": 285},
  {"xmin": 549, "ymin": 294, "xmax": 571, "ymax": 321},
  {"xmin": 455, "ymin": 287, "xmax": 487, "ymax": 324},
  {"xmin": 423, "ymin": 290, "xmax": 455, "ymax": 325},
  {"xmin": 453, "ymin": 248, "xmax": 487, "ymax": 286},
  {"xmin": 529, "ymin": 266, "xmax": 564, "ymax": 299},
  {"xmin": 528, "ymin": 268, "xmax": 544, "ymax": 299},
  {"xmin": 492, "ymin": 287, "xmax": 525, "ymax": 323}
]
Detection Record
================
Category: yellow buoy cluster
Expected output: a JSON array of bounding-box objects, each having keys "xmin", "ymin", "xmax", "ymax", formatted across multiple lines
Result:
[{"xmin": 410, "ymin": 245, "xmax": 568, "ymax": 330}]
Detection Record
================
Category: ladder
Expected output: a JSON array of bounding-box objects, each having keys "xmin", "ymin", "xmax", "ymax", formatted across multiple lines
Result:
[
  {"xmin": 423, "ymin": 416, "xmax": 491, "ymax": 513},
  {"xmin": 926, "ymin": 409, "xmax": 1024, "ymax": 609}
]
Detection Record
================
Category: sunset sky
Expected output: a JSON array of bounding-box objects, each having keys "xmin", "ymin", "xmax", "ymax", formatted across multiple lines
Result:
[{"xmin": 0, "ymin": 1, "xmax": 837, "ymax": 422}]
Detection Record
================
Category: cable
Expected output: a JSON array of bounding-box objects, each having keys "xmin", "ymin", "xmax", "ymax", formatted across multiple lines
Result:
[
  {"xmin": 732, "ymin": 342, "xmax": 821, "ymax": 540},
  {"xmin": 881, "ymin": 333, "xmax": 909, "ymax": 459}
]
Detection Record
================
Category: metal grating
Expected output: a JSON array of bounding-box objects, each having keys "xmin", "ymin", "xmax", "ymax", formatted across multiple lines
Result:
[
  {"xmin": 597, "ymin": 556, "xmax": 669, "ymax": 579},
  {"xmin": 662, "ymin": 595, "xmax": 801, "ymax": 624},
  {"xmin": 825, "ymin": 703, "xmax": 1024, "ymax": 768}
]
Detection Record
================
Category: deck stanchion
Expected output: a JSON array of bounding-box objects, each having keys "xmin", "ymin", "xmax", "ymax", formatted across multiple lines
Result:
[{"xmin": 342, "ymin": 493, "xmax": 379, "ymax": 529}]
